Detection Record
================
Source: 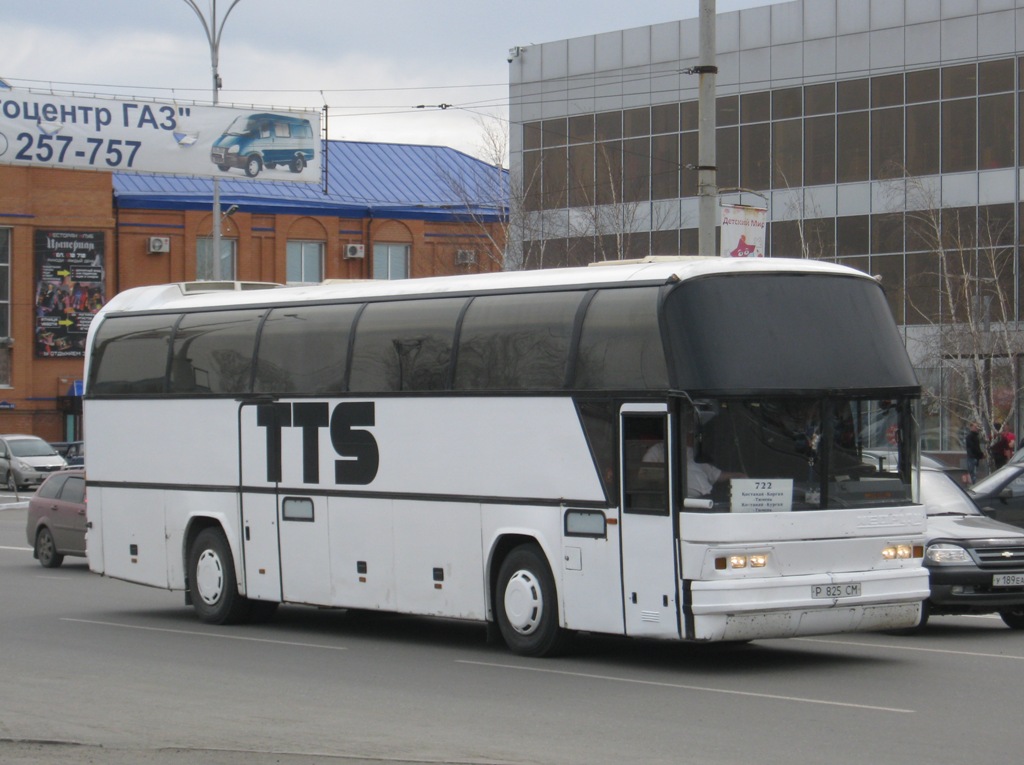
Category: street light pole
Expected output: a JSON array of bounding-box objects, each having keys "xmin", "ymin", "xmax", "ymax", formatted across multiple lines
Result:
[{"xmin": 182, "ymin": 0, "xmax": 243, "ymax": 280}]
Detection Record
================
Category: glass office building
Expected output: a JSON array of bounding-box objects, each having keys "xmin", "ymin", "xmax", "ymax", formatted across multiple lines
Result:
[{"xmin": 508, "ymin": 0, "xmax": 1024, "ymax": 456}]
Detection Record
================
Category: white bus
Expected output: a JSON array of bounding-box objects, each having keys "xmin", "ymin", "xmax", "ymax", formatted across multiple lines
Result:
[{"xmin": 83, "ymin": 257, "xmax": 928, "ymax": 655}]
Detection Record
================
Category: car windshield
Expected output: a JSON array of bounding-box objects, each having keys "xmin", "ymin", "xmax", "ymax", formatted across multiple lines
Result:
[
  {"xmin": 9, "ymin": 438, "xmax": 59, "ymax": 457},
  {"xmin": 920, "ymin": 469, "xmax": 981, "ymax": 516}
]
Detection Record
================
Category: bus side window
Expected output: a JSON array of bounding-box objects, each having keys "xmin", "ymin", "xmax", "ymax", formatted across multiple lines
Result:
[{"xmin": 622, "ymin": 415, "xmax": 668, "ymax": 515}]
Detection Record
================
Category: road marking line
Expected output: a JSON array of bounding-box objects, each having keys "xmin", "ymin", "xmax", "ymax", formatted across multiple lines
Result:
[
  {"xmin": 61, "ymin": 617, "xmax": 347, "ymax": 651},
  {"xmin": 793, "ymin": 636, "xmax": 1024, "ymax": 660},
  {"xmin": 0, "ymin": 545, "xmax": 32, "ymax": 551},
  {"xmin": 457, "ymin": 659, "xmax": 914, "ymax": 713}
]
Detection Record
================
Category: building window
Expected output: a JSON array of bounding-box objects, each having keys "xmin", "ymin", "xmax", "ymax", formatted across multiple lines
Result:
[
  {"xmin": 373, "ymin": 243, "xmax": 409, "ymax": 280},
  {"xmin": 197, "ymin": 238, "xmax": 237, "ymax": 281},
  {"xmin": 0, "ymin": 228, "xmax": 9, "ymax": 386},
  {"xmin": 286, "ymin": 240, "xmax": 324, "ymax": 283}
]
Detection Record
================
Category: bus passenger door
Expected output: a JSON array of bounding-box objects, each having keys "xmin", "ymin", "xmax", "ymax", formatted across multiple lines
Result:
[
  {"xmin": 619, "ymin": 405, "xmax": 680, "ymax": 638},
  {"xmin": 238, "ymin": 401, "xmax": 282, "ymax": 603}
]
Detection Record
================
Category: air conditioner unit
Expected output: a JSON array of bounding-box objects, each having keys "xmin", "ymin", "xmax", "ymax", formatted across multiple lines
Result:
[
  {"xmin": 455, "ymin": 249, "xmax": 477, "ymax": 265},
  {"xmin": 344, "ymin": 244, "xmax": 365, "ymax": 259},
  {"xmin": 147, "ymin": 236, "xmax": 171, "ymax": 254}
]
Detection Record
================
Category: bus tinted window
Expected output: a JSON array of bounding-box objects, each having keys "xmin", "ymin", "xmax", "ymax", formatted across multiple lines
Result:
[
  {"xmin": 454, "ymin": 292, "xmax": 585, "ymax": 390},
  {"xmin": 255, "ymin": 304, "xmax": 357, "ymax": 395},
  {"xmin": 168, "ymin": 310, "xmax": 265, "ymax": 394},
  {"xmin": 350, "ymin": 298, "xmax": 466, "ymax": 392},
  {"xmin": 90, "ymin": 314, "xmax": 177, "ymax": 394},
  {"xmin": 575, "ymin": 287, "xmax": 667, "ymax": 389}
]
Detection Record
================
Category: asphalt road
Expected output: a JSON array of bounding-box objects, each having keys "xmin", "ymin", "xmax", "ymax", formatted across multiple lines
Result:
[{"xmin": 4, "ymin": 495, "xmax": 1024, "ymax": 765}]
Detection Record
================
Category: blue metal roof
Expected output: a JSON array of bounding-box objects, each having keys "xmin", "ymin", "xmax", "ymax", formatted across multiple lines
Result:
[{"xmin": 113, "ymin": 140, "xmax": 508, "ymax": 222}]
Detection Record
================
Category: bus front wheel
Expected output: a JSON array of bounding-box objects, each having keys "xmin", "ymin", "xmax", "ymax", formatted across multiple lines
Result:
[
  {"xmin": 495, "ymin": 544, "xmax": 568, "ymax": 657},
  {"xmin": 187, "ymin": 528, "xmax": 250, "ymax": 625}
]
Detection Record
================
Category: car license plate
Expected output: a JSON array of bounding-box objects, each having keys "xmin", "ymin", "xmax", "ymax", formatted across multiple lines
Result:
[
  {"xmin": 811, "ymin": 583, "xmax": 862, "ymax": 599},
  {"xmin": 992, "ymin": 574, "xmax": 1024, "ymax": 587}
]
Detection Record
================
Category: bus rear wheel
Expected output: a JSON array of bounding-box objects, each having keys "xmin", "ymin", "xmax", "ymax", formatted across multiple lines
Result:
[
  {"xmin": 188, "ymin": 528, "xmax": 251, "ymax": 624},
  {"xmin": 495, "ymin": 544, "xmax": 568, "ymax": 657}
]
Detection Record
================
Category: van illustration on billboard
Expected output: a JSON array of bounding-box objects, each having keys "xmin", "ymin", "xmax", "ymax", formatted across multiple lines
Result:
[{"xmin": 210, "ymin": 113, "xmax": 315, "ymax": 178}]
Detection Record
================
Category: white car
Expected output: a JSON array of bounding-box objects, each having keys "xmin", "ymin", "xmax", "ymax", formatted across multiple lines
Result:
[{"xmin": 0, "ymin": 434, "xmax": 67, "ymax": 491}]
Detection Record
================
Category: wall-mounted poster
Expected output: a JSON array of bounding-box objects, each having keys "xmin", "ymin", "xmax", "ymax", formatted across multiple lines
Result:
[{"xmin": 34, "ymin": 230, "xmax": 105, "ymax": 358}]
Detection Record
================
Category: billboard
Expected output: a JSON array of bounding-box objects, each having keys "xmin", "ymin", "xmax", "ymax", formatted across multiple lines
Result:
[
  {"xmin": 0, "ymin": 89, "xmax": 320, "ymax": 183},
  {"xmin": 720, "ymin": 203, "xmax": 767, "ymax": 258},
  {"xmin": 35, "ymin": 231, "xmax": 106, "ymax": 358}
]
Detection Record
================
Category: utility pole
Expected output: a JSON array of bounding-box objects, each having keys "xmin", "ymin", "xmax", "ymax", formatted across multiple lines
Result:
[
  {"xmin": 697, "ymin": 0, "xmax": 717, "ymax": 257},
  {"xmin": 182, "ymin": 0, "xmax": 243, "ymax": 280}
]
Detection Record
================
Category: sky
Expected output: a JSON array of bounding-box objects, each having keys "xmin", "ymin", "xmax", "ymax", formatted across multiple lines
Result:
[{"xmin": 1, "ymin": 0, "xmax": 782, "ymax": 163}]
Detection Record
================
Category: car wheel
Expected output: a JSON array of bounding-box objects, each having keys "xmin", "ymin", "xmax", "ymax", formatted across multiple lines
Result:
[
  {"xmin": 289, "ymin": 155, "xmax": 306, "ymax": 173},
  {"xmin": 35, "ymin": 527, "xmax": 64, "ymax": 568},
  {"xmin": 217, "ymin": 164, "xmax": 231, "ymax": 172},
  {"xmin": 244, "ymin": 155, "xmax": 262, "ymax": 178},
  {"xmin": 495, "ymin": 544, "xmax": 569, "ymax": 657},
  {"xmin": 187, "ymin": 528, "xmax": 251, "ymax": 624},
  {"xmin": 999, "ymin": 606, "xmax": 1024, "ymax": 629}
]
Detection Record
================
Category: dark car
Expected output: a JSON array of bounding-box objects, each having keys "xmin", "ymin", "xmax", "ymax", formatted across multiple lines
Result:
[
  {"xmin": 968, "ymin": 459, "xmax": 1024, "ymax": 529},
  {"xmin": 916, "ymin": 467, "xmax": 1024, "ymax": 630},
  {"xmin": 25, "ymin": 469, "xmax": 86, "ymax": 568},
  {"xmin": 50, "ymin": 441, "xmax": 84, "ymax": 467}
]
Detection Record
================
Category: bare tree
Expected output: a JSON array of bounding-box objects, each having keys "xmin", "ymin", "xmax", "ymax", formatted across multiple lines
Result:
[{"xmin": 891, "ymin": 174, "xmax": 1023, "ymax": 451}]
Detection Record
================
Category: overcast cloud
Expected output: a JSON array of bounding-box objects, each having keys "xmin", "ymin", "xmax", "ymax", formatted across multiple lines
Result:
[{"xmin": 1, "ymin": 0, "xmax": 779, "ymax": 161}]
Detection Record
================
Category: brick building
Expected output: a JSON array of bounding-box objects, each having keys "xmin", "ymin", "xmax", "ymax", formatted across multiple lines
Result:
[{"xmin": 0, "ymin": 140, "xmax": 507, "ymax": 441}]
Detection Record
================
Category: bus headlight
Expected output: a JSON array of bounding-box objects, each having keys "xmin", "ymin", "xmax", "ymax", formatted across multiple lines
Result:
[
  {"xmin": 715, "ymin": 553, "xmax": 769, "ymax": 570},
  {"xmin": 881, "ymin": 543, "xmax": 921, "ymax": 560}
]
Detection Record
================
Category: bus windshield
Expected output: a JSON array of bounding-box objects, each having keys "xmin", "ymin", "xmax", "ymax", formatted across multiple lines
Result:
[{"xmin": 686, "ymin": 395, "xmax": 917, "ymax": 510}]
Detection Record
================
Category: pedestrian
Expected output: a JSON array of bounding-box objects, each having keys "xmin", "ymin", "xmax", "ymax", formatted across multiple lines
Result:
[
  {"xmin": 965, "ymin": 422, "xmax": 984, "ymax": 483},
  {"xmin": 990, "ymin": 423, "xmax": 1016, "ymax": 469}
]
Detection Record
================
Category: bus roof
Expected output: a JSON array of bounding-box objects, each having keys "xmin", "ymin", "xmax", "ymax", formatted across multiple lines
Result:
[{"xmin": 99, "ymin": 256, "xmax": 874, "ymax": 315}]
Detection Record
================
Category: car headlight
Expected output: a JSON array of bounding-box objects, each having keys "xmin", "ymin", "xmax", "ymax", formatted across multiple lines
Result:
[
  {"xmin": 926, "ymin": 543, "xmax": 972, "ymax": 565},
  {"xmin": 13, "ymin": 458, "xmax": 30, "ymax": 472},
  {"xmin": 228, "ymin": 145, "xmax": 240, "ymax": 154}
]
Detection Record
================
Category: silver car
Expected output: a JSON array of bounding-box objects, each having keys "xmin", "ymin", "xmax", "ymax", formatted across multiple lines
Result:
[{"xmin": 0, "ymin": 434, "xmax": 67, "ymax": 491}]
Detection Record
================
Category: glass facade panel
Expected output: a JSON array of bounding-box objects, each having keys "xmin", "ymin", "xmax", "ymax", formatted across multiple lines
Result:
[
  {"xmin": 804, "ymin": 82, "xmax": 835, "ymax": 116},
  {"xmin": 942, "ymin": 99, "xmax": 977, "ymax": 173},
  {"xmin": 871, "ymin": 107, "xmax": 904, "ymax": 179},
  {"xmin": 740, "ymin": 122, "xmax": 771, "ymax": 190},
  {"xmin": 568, "ymin": 114, "xmax": 594, "ymax": 144},
  {"xmin": 595, "ymin": 111, "xmax": 622, "ymax": 141},
  {"xmin": 906, "ymin": 68, "xmax": 939, "ymax": 103},
  {"xmin": 871, "ymin": 74, "xmax": 904, "ymax": 108},
  {"xmin": 717, "ymin": 95, "xmax": 739, "ymax": 126},
  {"xmin": 804, "ymin": 115, "xmax": 835, "ymax": 186},
  {"xmin": 942, "ymin": 64, "xmax": 977, "ymax": 99},
  {"xmin": 906, "ymin": 102, "xmax": 940, "ymax": 175},
  {"xmin": 717, "ymin": 126, "xmax": 739, "ymax": 188},
  {"xmin": 568, "ymin": 143, "xmax": 595, "ymax": 207},
  {"xmin": 979, "ymin": 58, "xmax": 1014, "ymax": 94},
  {"xmin": 978, "ymin": 93, "xmax": 1014, "ymax": 169},
  {"xmin": 772, "ymin": 87, "xmax": 802, "ymax": 119},
  {"xmin": 623, "ymin": 107, "xmax": 650, "ymax": 138},
  {"xmin": 837, "ymin": 78, "xmax": 869, "ymax": 111},
  {"xmin": 837, "ymin": 111, "xmax": 869, "ymax": 182},
  {"xmin": 541, "ymin": 118, "xmax": 567, "ymax": 147},
  {"xmin": 836, "ymin": 215, "xmax": 869, "ymax": 256},
  {"xmin": 542, "ymin": 146, "xmax": 568, "ymax": 208},
  {"xmin": 651, "ymin": 133, "xmax": 679, "ymax": 200},
  {"xmin": 622, "ymin": 137, "xmax": 651, "ymax": 203},
  {"xmin": 741, "ymin": 91, "xmax": 770, "ymax": 123},
  {"xmin": 772, "ymin": 119, "xmax": 802, "ymax": 188},
  {"xmin": 651, "ymin": 103, "xmax": 678, "ymax": 135}
]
